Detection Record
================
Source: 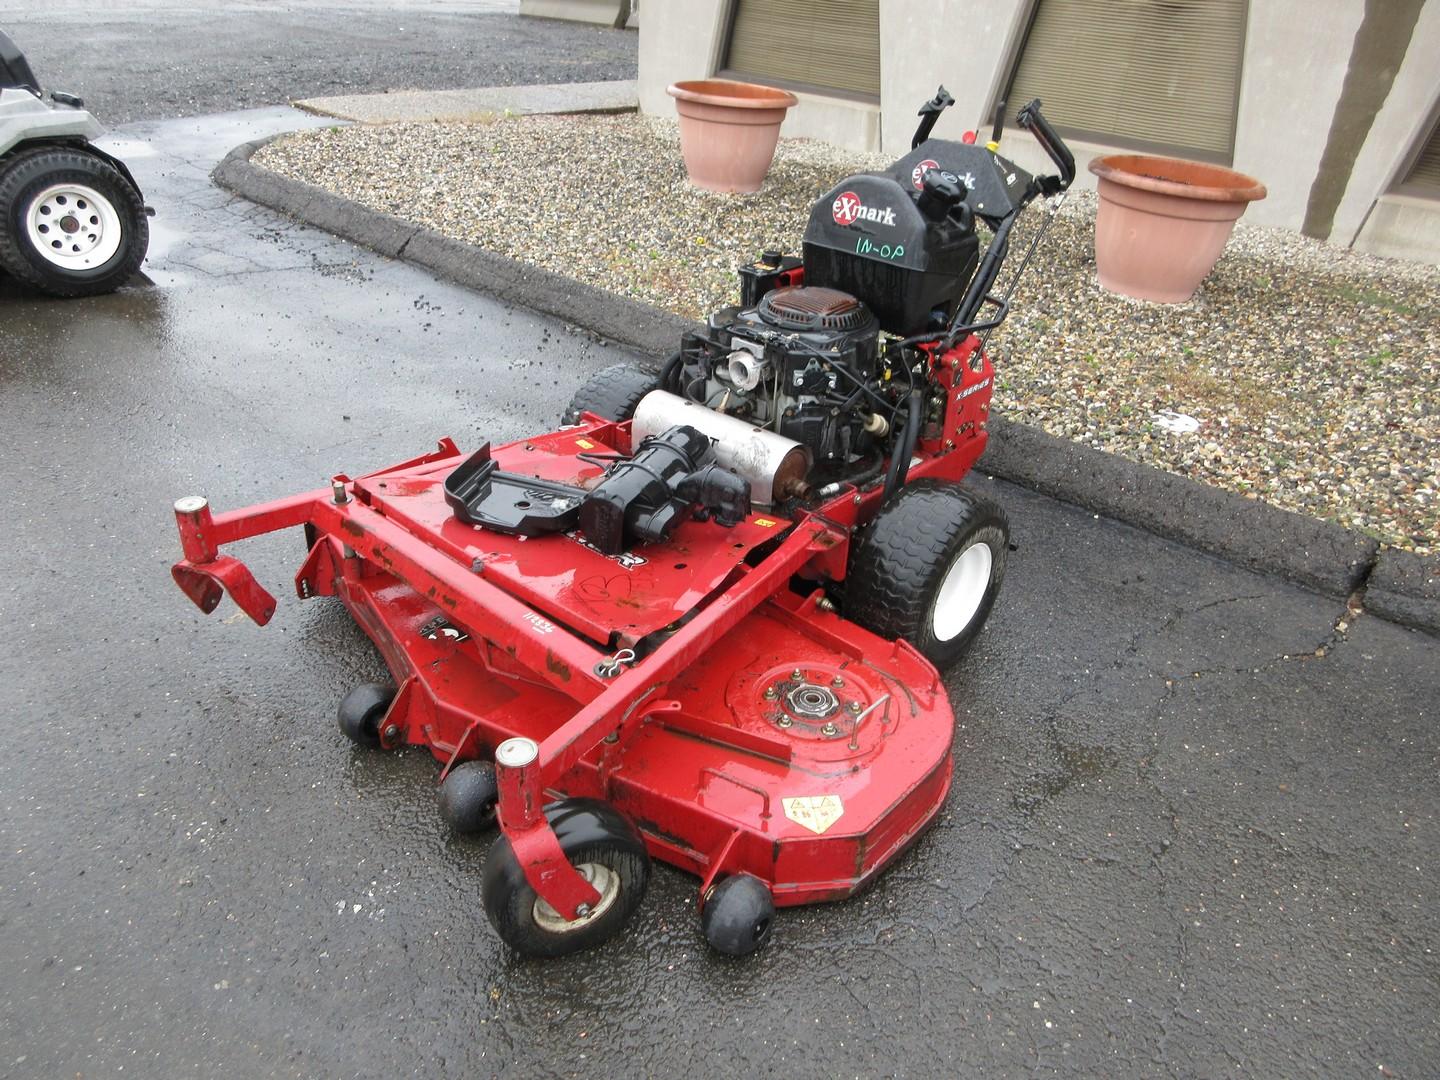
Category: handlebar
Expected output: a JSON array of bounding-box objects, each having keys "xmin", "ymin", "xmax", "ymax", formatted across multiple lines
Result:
[
  {"xmin": 911, "ymin": 85, "xmax": 955, "ymax": 150},
  {"xmin": 1016, "ymin": 98, "xmax": 1075, "ymax": 194},
  {"xmin": 989, "ymin": 97, "xmax": 1006, "ymax": 147}
]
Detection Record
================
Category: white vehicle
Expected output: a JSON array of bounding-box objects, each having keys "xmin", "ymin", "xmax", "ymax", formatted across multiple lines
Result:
[{"xmin": 1, "ymin": 29, "xmax": 148, "ymax": 297}]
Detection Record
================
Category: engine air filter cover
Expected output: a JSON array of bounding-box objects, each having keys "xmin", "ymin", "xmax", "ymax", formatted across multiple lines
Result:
[{"xmin": 758, "ymin": 286, "xmax": 875, "ymax": 334}]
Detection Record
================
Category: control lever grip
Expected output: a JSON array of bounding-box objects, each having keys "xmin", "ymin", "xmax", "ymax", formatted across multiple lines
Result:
[
  {"xmin": 911, "ymin": 84, "xmax": 955, "ymax": 149},
  {"xmin": 1016, "ymin": 98, "xmax": 1075, "ymax": 193},
  {"xmin": 989, "ymin": 97, "xmax": 1007, "ymax": 146}
]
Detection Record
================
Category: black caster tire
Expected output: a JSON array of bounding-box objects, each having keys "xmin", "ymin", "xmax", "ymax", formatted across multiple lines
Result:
[
  {"xmin": 844, "ymin": 481, "xmax": 1009, "ymax": 670},
  {"xmin": 336, "ymin": 682, "xmax": 394, "ymax": 748},
  {"xmin": 438, "ymin": 760, "xmax": 499, "ymax": 834},
  {"xmin": 481, "ymin": 798, "xmax": 649, "ymax": 958},
  {"xmin": 0, "ymin": 146, "xmax": 149, "ymax": 298},
  {"xmin": 562, "ymin": 361, "xmax": 662, "ymax": 424},
  {"xmin": 701, "ymin": 873, "xmax": 775, "ymax": 956}
]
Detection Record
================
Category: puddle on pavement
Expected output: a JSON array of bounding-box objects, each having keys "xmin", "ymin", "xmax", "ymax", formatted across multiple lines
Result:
[
  {"xmin": 140, "ymin": 215, "xmax": 185, "ymax": 270},
  {"xmin": 95, "ymin": 136, "xmax": 158, "ymax": 159},
  {"xmin": 1012, "ymin": 737, "xmax": 1121, "ymax": 814}
]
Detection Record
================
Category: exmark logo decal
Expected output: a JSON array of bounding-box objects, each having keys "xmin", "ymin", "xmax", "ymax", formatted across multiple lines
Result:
[
  {"xmin": 565, "ymin": 530, "xmax": 647, "ymax": 569},
  {"xmin": 914, "ymin": 160, "xmax": 976, "ymax": 191},
  {"xmin": 910, "ymin": 158, "xmax": 940, "ymax": 190},
  {"xmin": 832, "ymin": 191, "xmax": 896, "ymax": 228}
]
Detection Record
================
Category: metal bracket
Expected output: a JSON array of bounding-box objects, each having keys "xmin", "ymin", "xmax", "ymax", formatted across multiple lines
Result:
[
  {"xmin": 171, "ymin": 556, "xmax": 277, "ymax": 626},
  {"xmin": 594, "ymin": 647, "xmax": 637, "ymax": 679}
]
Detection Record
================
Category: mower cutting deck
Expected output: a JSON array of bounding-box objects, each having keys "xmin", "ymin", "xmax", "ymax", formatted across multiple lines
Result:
[{"xmin": 172, "ymin": 92, "xmax": 1076, "ymax": 956}]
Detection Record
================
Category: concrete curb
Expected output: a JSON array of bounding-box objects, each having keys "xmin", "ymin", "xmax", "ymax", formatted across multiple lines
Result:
[
  {"xmin": 978, "ymin": 418, "xmax": 1381, "ymax": 595},
  {"xmin": 292, "ymin": 79, "xmax": 638, "ymax": 125},
  {"xmin": 1366, "ymin": 548, "xmax": 1440, "ymax": 634},
  {"xmin": 214, "ymin": 136, "xmax": 694, "ymax": 353},
  {"xmin": 212, "ymin": 136, "xmax": 1438, "ymax": 635}
]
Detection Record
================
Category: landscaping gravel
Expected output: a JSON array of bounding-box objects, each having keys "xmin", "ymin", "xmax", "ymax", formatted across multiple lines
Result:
[{"xmin": 256, "ymin": 113, "xmax": 1439, "ymax": 554}]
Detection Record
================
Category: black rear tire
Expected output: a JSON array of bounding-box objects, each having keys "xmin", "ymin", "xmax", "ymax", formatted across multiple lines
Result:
[
  {"xmin": 0, "ymin": 147, "xmax": 148, "ymax": 297},
  {"xmin": 562, "ymin": 361, "xmax": 662, "ymax": 424},
  {"xmin": 482, "ymin": 798, "xmax": 649, "ymax": 957},
  {"xmin": 843, "ymin": 481, "xmax": 1008, "ymax": 670}
]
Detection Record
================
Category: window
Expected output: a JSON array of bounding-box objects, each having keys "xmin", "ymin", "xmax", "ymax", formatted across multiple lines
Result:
[
  {"xmin": 724, "ymin": 0, "xmax": 880, "ymax": 99},
  {"xmin": 1004, "ymin": 0, "xmax": 1248, "ymax": 162},
  {"xmin": 1397, "ymin": 117, "xmax": 1440, "ymax": 197}
]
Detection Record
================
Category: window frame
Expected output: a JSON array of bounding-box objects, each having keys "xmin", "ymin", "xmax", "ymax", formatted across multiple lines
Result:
[
  {"xmin": 991, "ymin": 0, "xmax": 1249, "ymax": 165},
  {"xmin": 718, "ymin": 0, "xmax": 883, "ymax": 104},
  {"xmin": 1391, "ymin": 98, "xmax": 1440, "ymax": 199}
]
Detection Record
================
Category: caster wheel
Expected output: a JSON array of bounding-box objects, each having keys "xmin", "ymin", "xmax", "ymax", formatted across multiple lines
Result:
[
  {"xmin": 336, "ymin": 682, "xmax": 394, "ymax": 747},
  {"xmin": 481, "ymin": 798, "xmax": 649, "ymax": 957},
  {"xmin": 702, "ymin": 874, "xmax": 775, "ymax": 956},
  {"xmin": 438, "ymin": 760, "xmax": 499, "ymax": 834}
]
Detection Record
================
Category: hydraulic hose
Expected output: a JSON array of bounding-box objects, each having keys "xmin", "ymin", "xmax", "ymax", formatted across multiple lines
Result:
[
  {"xmin": 883, "ymin": 392, "xmax": 923, "ymax": 502},
  {"xmin": 659, "ymin": 350, "xmax": 683, "ymax": 393}
]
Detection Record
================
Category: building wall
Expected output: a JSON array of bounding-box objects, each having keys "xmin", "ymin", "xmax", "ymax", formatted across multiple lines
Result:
[
  {"xmin": 1231, "ymin": 0, "xmax": 1364, "ymax": 231},
  {"xmin": 1340, "ymin": 0, "xmax": 1440, "ymax": 257},
  {"xmin": 636, "ymin": 0, "xmax": 729, "ymax": 117},
  {"xmin": 636, "ymin": 0, "xmax": 1440, "ymax": 261},
  {"xmin": 520, "ymin": 0, "xmax": 638, "ymax": 28}
]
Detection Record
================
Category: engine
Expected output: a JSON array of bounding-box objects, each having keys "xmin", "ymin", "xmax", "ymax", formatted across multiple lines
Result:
[
  {"xmin": 673, "ymin": 155, "xmax": 986, "ymax": 492},
  {"xmin": 677, "ymin": 285, "xmax": 892, "ymax": 473}
]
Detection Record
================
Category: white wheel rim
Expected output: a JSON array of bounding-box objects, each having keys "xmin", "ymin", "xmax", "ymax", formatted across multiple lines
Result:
[
  {"xmin": 932, "ymin": 541, "xmax": 993, "ymax": 642},
  {"xmin": 24, "ymin": 182, "xmax": 123, "ymax": 270},
  {"xmin": 532, "ymin": 862, "xmax": 621, "ymax": 934}
]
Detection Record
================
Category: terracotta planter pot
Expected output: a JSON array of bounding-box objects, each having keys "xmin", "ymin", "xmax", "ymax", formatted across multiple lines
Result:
[
  {"xmin": 1088, "ymin": 154, "xmax": 1266, "ymax": 303},
  {"xmin": 666, "ymin": 79, "xmax": 798, "ymax": 194}
]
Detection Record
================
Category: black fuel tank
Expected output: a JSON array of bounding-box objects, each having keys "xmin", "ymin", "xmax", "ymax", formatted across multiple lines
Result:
[{"xmin": 801, "ymin": 172, "xmax": 978, "ymax": 335}]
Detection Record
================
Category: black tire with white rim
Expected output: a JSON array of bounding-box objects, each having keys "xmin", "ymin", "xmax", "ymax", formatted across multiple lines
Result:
[
  {"xmin": 0, "ymin": 146, "xmax": 148, "ymax": 297},
  {"xmin": 481, "ymin": 797, "xmax": 650, "ymax": 957},
  {"xmin": 843, "ymin": 481, "xmax": 1009, "ymax": 670}
]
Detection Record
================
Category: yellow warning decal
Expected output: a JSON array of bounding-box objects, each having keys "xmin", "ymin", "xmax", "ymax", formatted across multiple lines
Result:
[
  {"xmin": 782, "ymin": 795, "xmax": 845, "ymax": 835},
  {"xmin": 575, "ymin": 438, "xmax": 596, "ymax": 449},
  {"xmin": 753, "ymin": 517, "xmax": 778, "ymax": 528}
]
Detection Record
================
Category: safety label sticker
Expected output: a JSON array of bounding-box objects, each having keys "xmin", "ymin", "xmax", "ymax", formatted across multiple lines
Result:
[{"xmin": 782, "ymin": 795, "xmax": 845, "ymax": 835}]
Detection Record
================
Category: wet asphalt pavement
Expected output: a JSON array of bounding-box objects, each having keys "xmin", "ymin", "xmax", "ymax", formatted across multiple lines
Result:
[
  {"xmin": 4, "ymin": 1, "xmax": 636, "ymax": 127},
  {"xmin": 2, "ymin": 106, "xmax": 1438, "ymax": 1077}
]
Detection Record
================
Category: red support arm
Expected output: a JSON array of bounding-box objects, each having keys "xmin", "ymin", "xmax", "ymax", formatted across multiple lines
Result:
[{"xmin": 172, "ymin": 482, "xmax": 611, "ymax": 702}]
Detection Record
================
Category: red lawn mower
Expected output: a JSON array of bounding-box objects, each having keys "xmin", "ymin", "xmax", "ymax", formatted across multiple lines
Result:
[{"xmin": 171, "ymin": 93, "xmax": 1074, "ymax": 957}]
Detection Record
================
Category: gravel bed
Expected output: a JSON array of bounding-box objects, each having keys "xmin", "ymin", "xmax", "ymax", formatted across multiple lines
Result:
[{"xmin": 257, "ymin": 113, "xmax": 1439, "ymax": 553}]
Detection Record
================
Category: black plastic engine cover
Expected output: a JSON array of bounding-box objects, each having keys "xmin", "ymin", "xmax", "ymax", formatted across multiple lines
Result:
[
  {"xmin": 888, "ymin": 140, "xmax": 1034, "ymax": 227},
  {"xmin": 443, "ymin": 444, "xmax": 583, "ymax": 535},
  {"xmin": 581, "ymin": 426, "xmax": 712, "ymax": 554},
  {"xmin": 802, "ymin": 172, "xmax": 979, "ymax": 335},
  {"xmin": 445, "ymin": 426, "xmax": 752, "ymax": 555}
]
